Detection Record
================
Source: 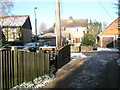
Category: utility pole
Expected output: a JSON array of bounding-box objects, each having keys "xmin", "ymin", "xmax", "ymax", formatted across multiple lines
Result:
[
  {"xmin": 118, "ymin": 0, "xmax": 120, "ymax": 30},
  {"xmin": 118, "ymin": 0, "xmax": 120, "ymax": 47},
  {"xmin": 55, "ymin": 0, "xmax": 62, "ymax": 50}
]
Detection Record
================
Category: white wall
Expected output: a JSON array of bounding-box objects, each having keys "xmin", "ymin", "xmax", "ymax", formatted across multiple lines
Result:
[{"xmin": 62, "ymin": 27, "xmax": 87, "ymax": 43}]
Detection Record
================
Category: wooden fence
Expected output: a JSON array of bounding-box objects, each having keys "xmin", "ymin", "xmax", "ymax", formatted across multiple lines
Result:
[
  {"xmin": 0, "ymin": 48, "xmax": 50, "ymax": 89},
  {"xmin": 0, "ymin": 45, "xmax": 70, "ymax": 89},
  {"xmin": 57, "ymin": 45, "xmax": 70, "ymax": 69}
]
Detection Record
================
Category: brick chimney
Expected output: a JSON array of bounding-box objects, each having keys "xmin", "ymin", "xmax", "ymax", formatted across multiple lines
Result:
[{"xmin": 68, "ymin": 16, "xmax": 73, "ymax": 20}]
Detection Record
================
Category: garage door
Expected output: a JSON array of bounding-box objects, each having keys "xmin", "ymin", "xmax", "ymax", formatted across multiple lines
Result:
[{"xmin": 102, "ymin": 37, "xmax": 114, "ymax": 48}]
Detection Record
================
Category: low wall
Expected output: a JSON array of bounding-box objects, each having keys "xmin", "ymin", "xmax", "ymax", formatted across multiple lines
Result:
[
  {"xmin": 71, "ymin": 46, "xmax": 80, "ymax": 52},
  {"xmin": 81, "ymin": 46, "xmax": 93, "ymax": 52}
]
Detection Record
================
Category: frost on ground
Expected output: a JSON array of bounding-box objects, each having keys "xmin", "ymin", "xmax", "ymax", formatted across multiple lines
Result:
[
  {"xmin": 71, "ymin": 52, "xmax": 88, "ymax": 60},
  {"xmin": 11, "ymin": 74, "xmax": 55, "ymax": 89},
  {"xmin": 97, "ymin": 48, "xmax": 119, "ymax": 51},
  {"xmin": 69, "ymin": 51, "xmax": 119, "ymax": 88}
]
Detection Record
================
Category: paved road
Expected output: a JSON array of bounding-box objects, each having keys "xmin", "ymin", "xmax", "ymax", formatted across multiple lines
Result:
[{"xmin": 42, "ymin": 51, "xmax": 120, "ymax": 89}]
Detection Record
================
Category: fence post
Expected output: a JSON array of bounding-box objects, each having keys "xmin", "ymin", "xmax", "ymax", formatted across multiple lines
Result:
[
  {"xmin": 0, "ymin": 50, "xmax": 2, "ymax": 89},
  {"xmin": 11, "ymin": 46, "xmax": 18, "ymax": 86}
]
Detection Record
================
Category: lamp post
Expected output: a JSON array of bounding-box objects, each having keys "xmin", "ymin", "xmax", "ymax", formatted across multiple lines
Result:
[{"xmin": 34, "ymin": 7, "xmax": 38, "ymax": 48}]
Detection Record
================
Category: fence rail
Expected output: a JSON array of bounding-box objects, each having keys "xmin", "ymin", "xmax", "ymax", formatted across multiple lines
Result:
[{"xmin": 0, "ymin": 48, "xmax": 50, "ymax": 89}]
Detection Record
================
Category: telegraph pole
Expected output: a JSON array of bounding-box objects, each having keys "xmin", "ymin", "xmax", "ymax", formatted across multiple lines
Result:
[
  {"xmin": 55, "ymin": 0, "xmax": 62, "ymax": 50},
  {"xmin": 118, "ymin": 0, "xmax": 120, "ymax": 47},
  {"xmin": 118, "ymin": 0, "xmax": 120, "ymax": 30}
]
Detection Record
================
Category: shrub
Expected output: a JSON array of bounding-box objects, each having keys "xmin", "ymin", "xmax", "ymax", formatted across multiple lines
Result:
[{"xmin": 81, "ymin": 34, "xmax": 96, "ymax": 46}]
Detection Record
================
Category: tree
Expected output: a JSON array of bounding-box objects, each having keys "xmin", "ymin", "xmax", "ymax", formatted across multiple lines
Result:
[
  {"xmin": 39, "ymin": 22, "xmax": 47, "ymax": 35},
  {"xmin": 102, "ymin": 22, "xmax": 108, "ymax": 30},
  {"xmin": 81, "ymin": 33, "xmax": 96, "ymax": 46},
  {"xmin": 88, "ymin": 20, "xmax": 102, "ymax": 37},
  {"xmin": 0, "ymin": 0, "xmax": 14, "ymax": 16}
]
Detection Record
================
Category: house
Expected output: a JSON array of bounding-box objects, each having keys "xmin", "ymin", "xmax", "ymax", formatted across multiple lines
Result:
[
  {"xmin": 41, "ymin": 27, "xmax": 54, "ymax": 35},
  {"xmin": 41, "ymin": 16, "xmax": 88, "ymax": 47},
  {"xmin": 40, "ymin": 33, "xmax": 56, "ymax": 43},
  {"xmin": 97, "ymin": 17, "xmax": 120, "ymax": 48},
  {"xmin": 61, "ymin": 16, "xmax": 88, "ymax": 44},
  {"xmin": 0, "ymin": 15, "xmax": 32, "ymax": 45}
]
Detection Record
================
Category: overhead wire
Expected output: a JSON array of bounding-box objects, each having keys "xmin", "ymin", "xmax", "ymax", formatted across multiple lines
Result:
[
  {"xmin": 96, "ymin": 0, "xmax": 115, "ymax": 20},
  {"xmin": 96, "ymin": 0, "xmax": 118, "ymax": 31}
]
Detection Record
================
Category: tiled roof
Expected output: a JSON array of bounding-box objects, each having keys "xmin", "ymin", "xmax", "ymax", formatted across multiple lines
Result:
[
  {"xmin": 98, "ymin": 17, "xmax": 119, "ymax": 36},
  {"xmin": 41, "ymin": 33, "xmax": 56, "ymax": 37},
  {"xmin": 61, "ymin": 18, "xmax": 88, "ymax": 27},
  {"xmin": 0, "ymin": 15, "xmax": 29, "ymax": 27}
]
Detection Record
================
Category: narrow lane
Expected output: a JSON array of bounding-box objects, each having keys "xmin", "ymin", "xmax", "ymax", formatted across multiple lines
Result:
[{"xmin": 42, "ymin": 51, "xmax": 120, "ymax": 88}]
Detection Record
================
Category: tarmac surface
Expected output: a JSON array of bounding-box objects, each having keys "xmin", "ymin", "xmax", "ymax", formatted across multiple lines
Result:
[{"xmin": 42, "ymin": 51, "xmax": 120, "ymax": 89}]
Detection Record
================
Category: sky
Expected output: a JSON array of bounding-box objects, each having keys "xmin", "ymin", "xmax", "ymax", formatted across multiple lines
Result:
[{"xmin": 12, "ymin": 0, "xmax": 118, "ymax": 34}]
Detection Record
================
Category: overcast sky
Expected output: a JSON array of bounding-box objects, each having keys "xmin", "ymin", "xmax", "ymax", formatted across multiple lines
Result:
[{"xmin": 12, "ymin": 0, "xmax": 118, "ymax": 34}]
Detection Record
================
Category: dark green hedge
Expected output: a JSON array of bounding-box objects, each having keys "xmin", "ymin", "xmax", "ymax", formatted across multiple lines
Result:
[{"xmin": 81, "ymin": 34, "xmax": 96, "ymax": 46}]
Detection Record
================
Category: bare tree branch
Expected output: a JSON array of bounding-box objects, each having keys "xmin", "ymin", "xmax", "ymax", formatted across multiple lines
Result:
[
  {"xmin": 0, "ymin": 0, "xmax": 14, "ymax": 16},
  {"xmin": 39, "ymin": 22, "xmax": 47, "ymax": 35}
]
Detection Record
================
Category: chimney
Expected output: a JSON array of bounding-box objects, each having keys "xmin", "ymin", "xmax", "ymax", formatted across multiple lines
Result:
[{"xmin": 68, "ymin": 16, "xmax": 73, "ymax": 20}]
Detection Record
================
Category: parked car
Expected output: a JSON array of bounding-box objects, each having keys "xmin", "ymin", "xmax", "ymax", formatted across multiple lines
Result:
[
  {"xmin": 23, "ymin": 42, "xmax": 40, "ymax": 51},
  {"xmin": 38, "ymin": 40, "xmax": 45, "ymax": 46},
  {"xmin": 44, "ymin": 41, "xmax": 56, "ymax": 46}
]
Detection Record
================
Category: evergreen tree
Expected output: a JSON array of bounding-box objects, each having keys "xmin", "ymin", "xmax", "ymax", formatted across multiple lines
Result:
[
  {"xmin": 88, "ymin": 20, "xmax": 102, "ymax": 37},
  {"xmin": 81, "ymin": 33, "xmax": 96, "ymax": 46}
]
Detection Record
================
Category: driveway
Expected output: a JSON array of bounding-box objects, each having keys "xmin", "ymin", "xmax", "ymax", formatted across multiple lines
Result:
[{"xmin": 42, "ymin": 51, "xmax": 120, "ymax": 88}]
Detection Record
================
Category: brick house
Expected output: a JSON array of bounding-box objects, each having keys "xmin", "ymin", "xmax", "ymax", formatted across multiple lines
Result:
[
  {"xmin": 0, "ymin": 15, "xmax": 32, "ymax": 45},
  {"xmin": 97, "ymin": 17, "xmax": 120, "ymax": 48},
  {"xmin": 61, "ymin": 16, "xmax": 88, "ymax": 44}
]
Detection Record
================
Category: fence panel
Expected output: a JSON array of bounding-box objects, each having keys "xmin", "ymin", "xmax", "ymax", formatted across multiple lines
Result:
[
  {"xmin": 3, "ymin": 51, "xmax": 6, "ymax": 88},
  {"xmin": 44, "ymin": 52, "xmax": 50, "ymax": 74},
  {"xmin": 13, "ymin": 49, "xmax": 18, "ymax": 86},
  {"xmin": 0, "ymin": 48, "xmax": 51, "ymax": 89},
  {"xmin": 57, "ymin": 45, "xmax": 70, "ymax": 69},
  {"xmin": 39, "ymin": 52, "xmax": 44, "ymax": 76},
  {"xmin": 31, "ymin": 52, "xmax": 35, "ymax": 80},
  {"xmin": 10, "ymin": 51, "xmax": 14, "ymax": 88},
  {"xmin": 18, "ymin": 51, "xmax": 24, "ymax": 84},
  {"xmin": 0, "ymin": 50, "xmax": 2, "ymax": 89}
]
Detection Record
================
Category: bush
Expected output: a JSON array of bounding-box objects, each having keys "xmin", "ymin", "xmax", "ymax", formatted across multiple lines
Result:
[{"xmin": 81, "ymin": 34, "xmax": 96, "ymax": 46}]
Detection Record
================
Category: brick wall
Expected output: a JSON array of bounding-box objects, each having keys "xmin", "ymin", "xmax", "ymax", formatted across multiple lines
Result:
[
  {"xmin": 100, "ymin": 21, "xmax": 119, "ymax": 36},
  {"xmin": 98, "ymin": 19, "xmax": 119, "ymax": 48}
]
